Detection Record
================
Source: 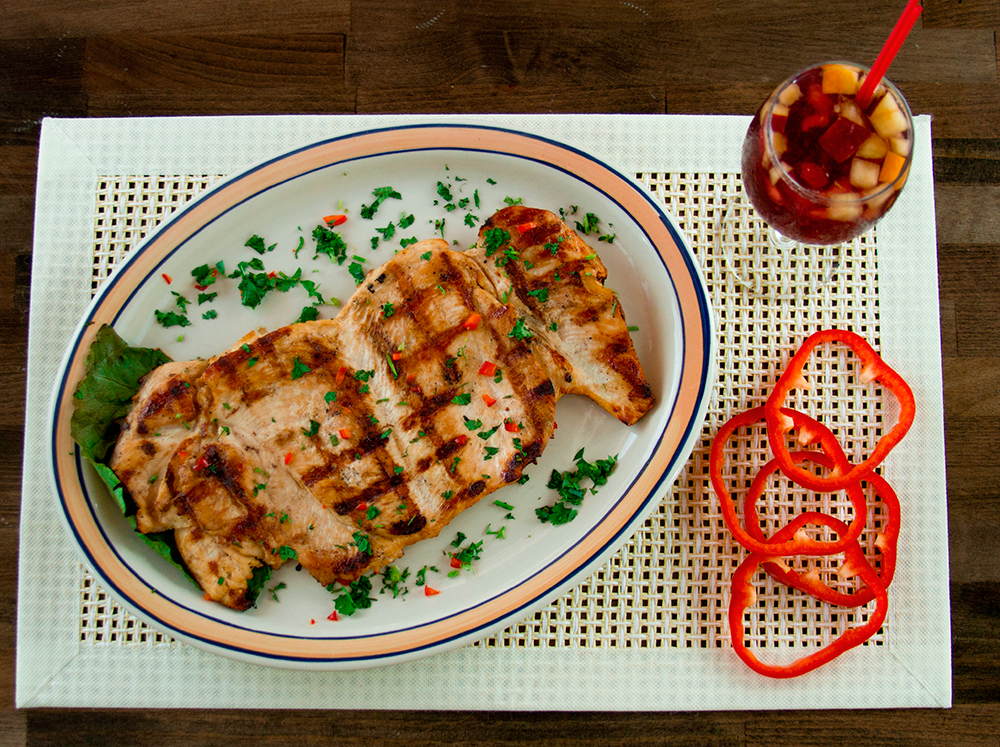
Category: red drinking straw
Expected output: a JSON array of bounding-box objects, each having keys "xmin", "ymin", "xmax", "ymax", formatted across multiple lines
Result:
[{"xmin": 856, "ymin": 0, "xmax": 923, "ymax": 108}]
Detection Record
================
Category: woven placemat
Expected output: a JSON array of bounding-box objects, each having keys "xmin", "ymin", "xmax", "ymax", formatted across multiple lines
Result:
[{"xmin": 78, "ymin": 169, "xmax": 887, "ymax": 654}]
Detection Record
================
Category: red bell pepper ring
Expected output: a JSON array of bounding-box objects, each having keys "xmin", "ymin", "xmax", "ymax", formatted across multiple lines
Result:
[
  {"xmin": 764, "ymin": 329, "xmax": 915, "ymax": 493},
  {"xmin": 710, "ymin": 406, "xmax": 867, "ymax": 556},
  {"xmin": 728, "ymin": 537, "xmax": 888, "ymax": 679},
  {"xmin": 745, "ymin": 451, "xmax": 901, "ymax": 607}
]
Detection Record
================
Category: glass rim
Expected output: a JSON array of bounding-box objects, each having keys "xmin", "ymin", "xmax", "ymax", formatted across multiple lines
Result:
[{"xmin": 762, "ymin": 60, "xmax": 915, "ymax": 206}]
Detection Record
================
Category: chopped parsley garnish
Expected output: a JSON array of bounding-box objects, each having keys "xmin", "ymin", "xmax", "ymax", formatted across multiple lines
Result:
[
  {"xmin": 191, "ymin": 263, "xmax": 218, "ymax": 288},
  {"xmin": 420, "ymin": 251, "xmax": 432, "ymax": 261},
  {"xmin": 452, "ymin": 392, "xmax": 472, "ymax": 406},
  {"xmin": 535, "ymin": 448, "xmax": 619, "ymax": 525},
  {"xmin": 463, "ymin": 417, "xmax": 483, "ymax": 431},
  {"xmin": 503, "ymin": 196, "xmax": 523, "ymax": 206},
  {"xmin": 275, "ymin": 545, "xmax": 297, "ymax": 561},
  {"xmin": 508, "ymin": 317, "xmax": 533, "ymax": 341},
  {"xmin": 355, "ymin": 369, "xmax": 374, "ymax": 382},
  {"xmin": 324, "ymin": 391, "xmax": 337, "ymax": 403},
  {"xmin": 352, "ymin": 531, "xmax": 372, "ymax": 554},
  {"xmin": 482, "ymin": 227, "xmax": 510, "ymax": 258},
  {"xmin": 245, "ymin": 235, "xmax": 276, "ymax": 254},
  {"xmin": 227, "ymin": 257, "xmax": 275, "ymax": 309},
  {"xmin": 415, "ymin": 565, "xmax": 438, "ymax": 586},
  {"xmin": 598, "ymin": 233, "xmax": 616, "ymax": 243},
  {"xmin": 247, "ymin": 356, "xmax": 259, "ymax": 367},
  {"xmin": 301, "ymin": 419, "xmax": 320, "ymax": 437},
  {"xmin": 311, "ymin": 225, "xmax": 348, "ymax": 264},
  {"xmin": 486, "ymin": 524, "xmax": 506, "ymax": 539},
  {"xmin": 376, "ymin": 222, "xmax": 396, "ymax": 241},
  {"xmin": 526, "ymin": 287, "xmax": 549, "ymax": 303},
  {"xmin": 449, "ymin": 456, "xmax": 461, "ymax": 473},
  {"xmin": 154, "ymin": 310, "xmax": 190, "ymax": 328},
  {"xmin": 628, "ymin": 325, "xmax": 639, "ymax": 332},
  {"xmin": 291, "ymin": 357, "xmax": 311, "ymax": 379},
  {"xmin": 398, "ymin": 213, "xmax": 415, "ymax": 229},
  {"xmin": 400, "ymin": 237, "xmax": 418, "ymax": 248},
  {"xmin": 442, "ymin": 490, "xmax": 454, "ymax": 500},
  {"xmin": 366, "ymin": 505, "xmax": 382, "ymax": 520},
  {"xmin": 575, "ymin": 212, "xmax": 600, "ymax": 235},
  {"xmin": 348, "ymin": 261, "xmax": 366, "ymax": 285},
  {"xmin": 170, "ymin": 292, "xmax": 190, "ymax": 312},
  {"xmin": 380, "ymin": 565, "xmax": 409, "ymax": 598},
  {"xmin": 197, "ymin": 292, "xmax": 217, "ymax": 305},
  {"xmin": 464, "ymin": 213, "xmax": 479, "ymax": 227},
  {"xmin": 202, "ymin": 309, "xmax": 218, "ymax": 320},
  {"xmin": 493, "ymin": 500, "xmax": 514, "ymax": 511},
  {"xmin": 360, "ymin": 186, "xmax": 402, "ymax": 220},
  {"xmin": 269, "ymin": 581, "xmax": 287, "ymax": 602},
  {"xmin": 449, "ymin": 538, "xmax": 484, "ymax": 572},
  {"xmin": 295, "ymin": 305, "xmax": 320, "ymax": 324},
  {"xmin": 478, "ymin": 424, "xmax": 500, "ymax": 440},
  {"xmin": 328, "ymin": 575, "xmax": 376, "ymax": 616},
  {"xmin": 544, "ymin": 236, "xmax": 565, "ymax": 255},
  {"xmin": 434, "ymin": 218, "xmax": 446, "ymax": 238},
  {"xmin": 436, "ymin": 181, "xmax": 454, "ymax": 202},
  {"xmin": 483, "ymin": 446, "xmax": 500, "ymax": 460},
  {"xmin": 382, "ymin": 302, "xmax": 395, "ymax": 318}
]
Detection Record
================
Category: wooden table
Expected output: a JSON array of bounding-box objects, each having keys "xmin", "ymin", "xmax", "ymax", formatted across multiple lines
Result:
[{"xmin": 2, "ymin": 1, "xmax": 997, "ymax": 744}]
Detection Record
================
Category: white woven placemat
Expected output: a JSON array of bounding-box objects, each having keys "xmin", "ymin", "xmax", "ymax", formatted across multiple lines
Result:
[{"xmin": 17, "ymin": 114, "xmax": 949, "ymax": 709}]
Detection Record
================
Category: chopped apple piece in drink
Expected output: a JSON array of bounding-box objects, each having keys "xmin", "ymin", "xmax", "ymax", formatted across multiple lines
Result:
[
  {"xmin": 869, "ymin": 93, "xmax": 908, "ymax": 138},
  {"xmin": 836, "ymin": 99, "xmax": 865, "ymax": 126},
  {"xmin": 889, "ymin": 136, "xmax": 911, "ymax": 157},
  {"xmin": 856, "ymin": 133, "xmax": 889, "ymax": 159},
  {"xmin": 864, "ymin": 186, "xmax": 893, "ymax": 213},
  {"xmin": 771, "ymin": 103, "xmax": 790, "ymax": 133},
  {"xmin": 849, "ymin": 158, "xmax": 880, "ymax": 190},
  {"xmin": 826, "ymin": 193, "xmax": 863, "ymax": 222},
  {"xmin": 778, "ymin": 83, "xmax": 802, "ymax": 106},
  {"xmin": 772, "ymin": 131, "xmax": 788, "ymax": 157},
  {"xmin": 822, "ymin": 64, "xmax": 860, "ymax": 95},
  {"xmin": 768, "ymin": 165, "xmax": 783, "ymax": 185},
  {"xmin": 879, "ymin": 151, "xmax": 906, "ymax": 183}
]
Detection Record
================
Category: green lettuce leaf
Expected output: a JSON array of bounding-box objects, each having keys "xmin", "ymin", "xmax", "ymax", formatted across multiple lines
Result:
[{"xmin": 70, "ymin": 324, "xmax": 171, "ymax": 462}]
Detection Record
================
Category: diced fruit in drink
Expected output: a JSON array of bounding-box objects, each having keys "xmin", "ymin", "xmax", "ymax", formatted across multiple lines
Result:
[
  {"xmin": 856, "ymin": 133, "xmax": 889, "ymax": 159},
  {"xmin": 818, "ymin": 117, "xmax": 872, "ymax": 162},
  {"xmin": 879, "ymin": 150, "xmax": 906, "ymax": 183},
  {"xmin": 769, "ymin": 166, "xmax": 783, "ymax": 185},
  {"xmin": 805, "ymin": 84, "xmax": 834, "ymax": 117},
  {"xmin": 798, "ymin": 162, "xmax": 830, "ymax": 190},
  {"xmin": 778, "ymin": 83, "xmax": 802, "ymax": 106},
  {"xmin": 772, "ymin": 131, "xmax": 788, "ymax": 157},
  {"xmin": 849, "ymin": 158, "xmax": 880, "ymax": 190},
  {"xmin": 836, "ymin": 99, "xmax": 865, "ymax": 126},
  {"xmin": 802, "ymin": 114, "xmax": 830, "ymax": 131},
  {"xmin": 889, "ymin": 136, "xmax": 911, "ymax": 157},
  {"xmin": 826, "ymin": 193, "xmax": 863, "ymax": 222},
  {"xmin": 771, "ymin": 103, "xmax": 790, "ymax": 133},
  {"xmin": 870, "ymin": 93, "xmax": 908, "ymax": 138},
  {"xmin": 822, "ymin": 64, "xmax": 860, "ymax": 95}
]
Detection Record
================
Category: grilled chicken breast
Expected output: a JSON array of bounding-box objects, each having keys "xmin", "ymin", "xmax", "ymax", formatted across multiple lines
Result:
[{"xmin": 111, "ymin": 209, "xmax": 655, "ymax": 610}]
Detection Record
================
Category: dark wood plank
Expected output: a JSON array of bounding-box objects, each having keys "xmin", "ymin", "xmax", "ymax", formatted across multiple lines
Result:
[
  {"xmin": 357, "ymin": 84, "xmax": 666, "ymax": 114},
  {"xmin": 923, "ymin": 0, "xmax": 1000, "ymax": 28},
  {"xmin": 86, "ymin": 89, "xmax": 358, "ymax": 117},
  {"xmin": 1, "ymin": 0, "xmax": 351, "ymax": 38}
]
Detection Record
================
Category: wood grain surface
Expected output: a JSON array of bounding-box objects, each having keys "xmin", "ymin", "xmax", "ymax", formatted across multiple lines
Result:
[{"xmin": 2, "ymin": 1, "xmax": 998, "ymax": 744}]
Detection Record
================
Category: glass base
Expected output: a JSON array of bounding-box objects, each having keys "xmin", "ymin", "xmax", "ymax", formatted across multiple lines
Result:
[{"xmin": 717, "ymin": 194, "xmax": 843, "ymax": 300}]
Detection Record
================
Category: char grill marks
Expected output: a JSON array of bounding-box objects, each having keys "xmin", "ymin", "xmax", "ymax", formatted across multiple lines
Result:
[{"xmin": 470, "ymin": 206, "xmax": 655, "ymax": 425}]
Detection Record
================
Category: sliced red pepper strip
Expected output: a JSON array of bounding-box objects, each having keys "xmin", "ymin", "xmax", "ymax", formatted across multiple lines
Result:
[
  {"xmin": 462, "ymin": 313, "xmax": 482, "ymax": 331},
  {"xmin": 324, "ymin": 214, "xmax": 347, "ymax": 226},
  {"xmin": 764, "ymin": 329, "xmax": 915, "ymax": 492},
  {"xmin": 710, "ymin": 406, "xmax": 867, "ymax": 556},
  {"xmin": 747, "ymin": 455, "xmax": 901, "ymax": 606},
  {"xmin": 728, "ymin": 538, "xmax": 888, "ymax": 679}
]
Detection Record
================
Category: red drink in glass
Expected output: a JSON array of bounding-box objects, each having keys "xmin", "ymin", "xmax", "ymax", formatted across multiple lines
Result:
[{"xmin": 741, "ymin": 62, "xmax": 914, "ymax": 245}]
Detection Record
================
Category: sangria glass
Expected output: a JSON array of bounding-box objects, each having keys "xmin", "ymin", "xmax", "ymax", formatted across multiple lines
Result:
[{"xmin": 738, "ymin": 61, "xmax": 914, "ymax": 285}]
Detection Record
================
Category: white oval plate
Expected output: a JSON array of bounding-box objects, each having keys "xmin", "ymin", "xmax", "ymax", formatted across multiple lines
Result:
[{"xmin": 49, "ymin": 124, "xmax": 716, "ymax": 670}]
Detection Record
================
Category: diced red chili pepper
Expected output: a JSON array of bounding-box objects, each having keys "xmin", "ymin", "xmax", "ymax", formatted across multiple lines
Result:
[
  {"xmin": 335, "ymin": 366, "xmax": 347, "ymax": 384},
  {"xmin": 162, "ymin": 273, "xmax": 173, "ymax": 284},
  {"xmin": 339, "ymin": 427, "xmax": 352, "ymax": 439},
  {"xmin": 194, "ymin": 283, "xmax": 208, "ymax": 291},
  {"xmin": 391, "ymin": 351, "xmax": 403, "ymax": 361},
  {"xmin": 327, "ymin": 611, "xmax": 339, "ymax": 621},
  {"xmin": 450, "ymin": 557, "xmax": 462, "ymax": 569},
  {"xmin": 310, "ymin": 619, "xmax": 316, "ymax": 625},
  {"xmin": 324, "ymin": 214, "xmax": 347, "ymax": 226},
  {"xmin": 177, "ymin": 450, "xmax": 188, "ymax": 461},
  {"xmin": 193, "ymin": 455, "xmax": 209, "ymax": 472},
  {"xmin": 462, "ymin": 313, "xmax": 482, "ymax": 331},
  {"xmin": 553, "ymin": 422, "xmax": 558, "ymax": 429},
  {"xmin": 284, "ymin": 452, "xmax": 294, "ymax": 465},
  {"xmin": 516, "ymin": 221, "xmax": 537, "ymax": 234},
  {"xmin": 482, "ymin": 393, "xmax": 497, "ymax": 407},
  {"xmin": 356, "ymin": 501, "xmax": 368, "ymax": 513},
  {"xmin": 728, "ymin": 533, "xmax": 889, "ymax": 679},
  {"xmin": 709, "ymin": 406, "xmax": 867, "ymax": 556},
  {"xmin": 267, "ymin": 271, "xmax": 277, "ymax": 280},
  {"xmin": 478, "ymin": 361, "xmax": 498, "ymax": 377},
  {"xmin": 764, "ymin": 329, "xmax": 915, "ymax": 492},
  {"xmin": 455, "ymin": 435, "xmax": 468, "ymax": 446},
  {"xmin": 504, "ymin": 418, "xmax": 521, "ymax": 433},
  {"xmin": 424, "ymin": 586, "xmax": 440, "ymax": 596}
]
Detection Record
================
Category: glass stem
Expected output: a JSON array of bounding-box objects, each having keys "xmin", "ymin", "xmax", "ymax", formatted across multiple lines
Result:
[{"xmin": 767, "ymin": 227, "xmax": 799, "ymax": 257}]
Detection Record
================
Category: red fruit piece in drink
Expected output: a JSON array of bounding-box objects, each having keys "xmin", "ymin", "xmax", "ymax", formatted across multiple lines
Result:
[
  {"xmin": 818, "ymin": 117, "xmax": 872, "ymax": 163},
  {"xmin": 797, "ymin": 162, "xmax": 830, "ymax": 190}
]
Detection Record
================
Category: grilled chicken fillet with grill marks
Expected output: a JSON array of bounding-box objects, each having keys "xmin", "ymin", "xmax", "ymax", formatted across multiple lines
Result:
[{"xmin": 112, "ymin": 239, "xmax": 558, "ymax": 609}]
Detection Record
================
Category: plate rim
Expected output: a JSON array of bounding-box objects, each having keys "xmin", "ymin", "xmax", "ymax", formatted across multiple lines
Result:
[{"xmin": 47, "ymin": 123, "xmax": 717, "ymax": 669}]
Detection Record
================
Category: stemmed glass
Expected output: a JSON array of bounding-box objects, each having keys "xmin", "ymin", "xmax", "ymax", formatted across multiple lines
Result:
[{"xmin": 727, "ymin": 62, "xmax": 914, "ymax": 295}]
